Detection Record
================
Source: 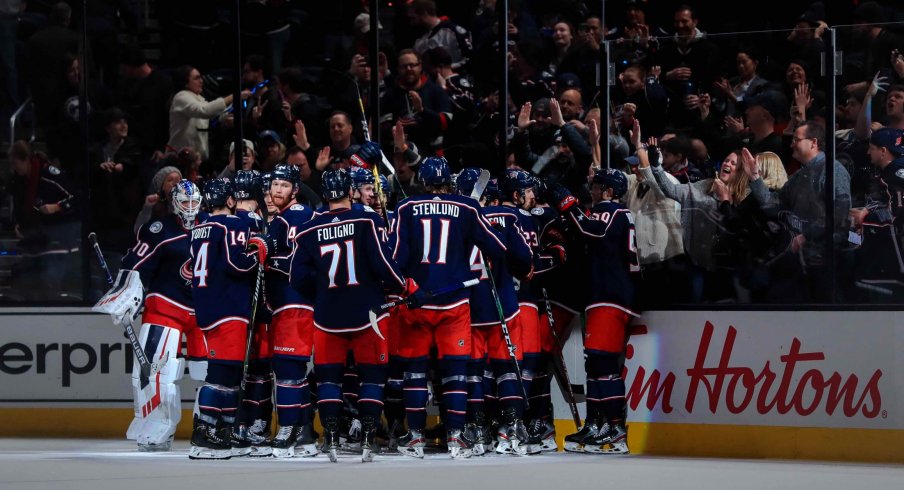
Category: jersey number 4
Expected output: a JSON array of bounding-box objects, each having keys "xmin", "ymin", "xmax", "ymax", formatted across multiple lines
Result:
[
  {"xmin": 194, "ymin": 242, "xmax": 209, "ymax": 287},
  {"xmin": 320, "ymin": 240, "xmax": 359, "ymax": 288}
]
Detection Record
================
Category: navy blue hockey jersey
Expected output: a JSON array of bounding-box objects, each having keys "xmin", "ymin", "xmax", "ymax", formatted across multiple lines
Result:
[
  {"xmin": 122, "ymin": 213, "xmax": 193, "ymax": 312},
  {"xmin": 393, "ymin": 193, "xmax": 507, "ymax": 309},
  {"xmin": 533, "ymin": 205, "xmax": 588, "ymax": 313},
  {"xmin": 290, "ymin": 206, "xmax": 406, "ymax": 332},
  {"xmin": 565, "ymin": 201, "xmax": 639, "ymax": 316},
  {"xmin": 190, "ymin": 213, "xmax": 259, "ymax": 329},
  {"xmin": 468, "ymin": 206, "xmax": 532, "ymax": 326},
  {"xmin": 267, "ymin": 203, "xmax": 315, "ymax": 311}
]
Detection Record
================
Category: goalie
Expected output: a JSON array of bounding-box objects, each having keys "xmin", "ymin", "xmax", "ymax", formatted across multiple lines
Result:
[{"xmin": 93, "ymin": 180, "xmax": 206, "ymax": 451}]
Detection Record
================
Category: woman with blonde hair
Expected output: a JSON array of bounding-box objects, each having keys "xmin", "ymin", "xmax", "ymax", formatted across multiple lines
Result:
[{"xmin": 714, "ymin": 150, "xmax": 791, "ymax": 302}]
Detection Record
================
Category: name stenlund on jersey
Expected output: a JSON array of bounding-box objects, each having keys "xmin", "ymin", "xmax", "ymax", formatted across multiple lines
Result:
[{"xmin": 412, "ymin": 202, "xmax": 461, "ymax": 217}]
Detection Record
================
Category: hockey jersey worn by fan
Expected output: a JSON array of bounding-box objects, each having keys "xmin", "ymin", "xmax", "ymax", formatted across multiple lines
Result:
[
  {"xmin": 290, "ymin": 207, "xmax": 406, "ymax": 331},
  {"xmin": 122, "ymin": 213, "xmax": 193, "ymax": 312},
  {"xmin": 469, "ymin": 206, "xmax": 533, "ymax": 326},
  {"xmin": 393, "ymin": 194, "xmax": 507, "ymax": 309},
  {"xmin": 267, "ymin": 203, "xmax": 315, "ymax": 311},
  {"xmin": 564, "ymin": 201, "xmax": 640, "ymax": 316},
  {"xmin": 190, "ymin": 214, "xmax": 259, "ymax": 329}
]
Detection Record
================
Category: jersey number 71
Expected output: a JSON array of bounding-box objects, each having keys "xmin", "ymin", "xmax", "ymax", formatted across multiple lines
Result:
[{"xmin": 320, "ymin": 240, "xmax": 359, "ymax": 288}]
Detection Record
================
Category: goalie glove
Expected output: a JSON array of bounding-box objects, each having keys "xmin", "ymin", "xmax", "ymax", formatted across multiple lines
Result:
[{"xmin": 93, "ymin": 269, "xmax": 144, "ymax": 326}]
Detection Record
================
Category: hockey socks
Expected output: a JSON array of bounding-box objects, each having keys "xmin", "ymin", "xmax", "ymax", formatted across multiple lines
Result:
[
  {"xmin": 357, "ymin": 364, "xmax": 388, "ymax": 421},
  {"xmin": 585, "ymin": 351, "xmax": 622, "ymax": 423},
  {"xmin": 527, "ymin": 353, "xmax": 552, "ymax": 421},
  {"xmin": 492, "ymin": 359, "xmax": 524, "ymax": 418},
  {"xmin": 441, "ymin": 358, "xmax": 468, "ymax": 430},
  {"xmin": 385, "ymin": 356, "xmax": 406, "ymax": 427},
  {"xmin": 243, "ymin": 360, "xmax": 273, "ymax": 428},
  {"xmin": 198, "ymin": 362, "xmax": 242, "ymax": 426},
  {"xmin": 403, "ymin": 358, "xmax": 430, "ymax": 431},
  {"xmin": 272, "ymin": 357, "xmax": 311, "ymax": 427},
  {"xmin": 466, "ymin": 358, "xmax": 486, "ymax": 423}
]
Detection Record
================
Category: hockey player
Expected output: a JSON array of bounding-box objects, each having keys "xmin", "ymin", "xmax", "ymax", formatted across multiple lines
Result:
[
  {"xmin": 94, "ymin": 180, "xmax": 205, "ymax": 452},
  {"xmin": 547, "ymin": 169, "xmax": 639, "ymax": 455},
  {"xmin": 188, "ymin": 178, "xmax": 269, "ymax": 460},
  {"xmin": 392, "ymin": 156, "xmax": 508, "ymax": 459},
  {"xmin": 264, "ymin": 163, "xmax": 319, "ymax": 458},
  {"xmin": 456, "ymin": 168, "xmax": 534, "ymax": 456},
  {"xmin": 350, "ymin": 167, "xmax": 377, "ymax": 208},
  {"xmin": 290, "ymin": 168, "xmax": 413, "ymax": 462},
  {"xmin": 230, "ymin": 170, "xmax": 274, "ymax": 455}
]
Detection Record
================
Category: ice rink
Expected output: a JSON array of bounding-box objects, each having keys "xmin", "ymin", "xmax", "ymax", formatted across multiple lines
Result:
[{"xmin": 0, "ymin": 439, "xmax": 901, "ymax": 490}]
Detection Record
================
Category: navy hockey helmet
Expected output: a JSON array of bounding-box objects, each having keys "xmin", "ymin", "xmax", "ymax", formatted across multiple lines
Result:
[
  {"xmin": 455, "ymin": 167, "xmax": 482, "ymax": 197},
  {"xmin": 203, "ymin": 178, "xmax": 234, "ymax": 208},
  {"xmin": 483, "ymin": 178, "xmax": 501, "ymax": 203},
  {"xmin": 502, "ymin": 168, "xmax": 536, "ymax": 198},
  {"xmin": 260, "ymin": 172, "xmax": 273, "ymax": 194},
  {"xmin": 419, "ymin": 156, "xmax": 452, "ymax": 187},
  {"xmin": 271, "ymin": 163, "xmax": 300, "ymax": 188},
  {"xmin": 350, "ymin": 166, "xmax": 375, "ymax": 189},
  {"xmin": 592, "ymin": 168, "xmax": 628, "ymax": 199},
  {"xmin": 233, "ymin": 169, "xmax": 262, "ymax": 201},
  {"xmin": 322, "ymin": 168, "xmax": 352, "ymax": 201}
]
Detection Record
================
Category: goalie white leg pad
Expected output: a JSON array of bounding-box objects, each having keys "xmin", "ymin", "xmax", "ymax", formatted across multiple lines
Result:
[{"xmin": 127, "ymin": 323, "xmax": 184, "ymax": 448}]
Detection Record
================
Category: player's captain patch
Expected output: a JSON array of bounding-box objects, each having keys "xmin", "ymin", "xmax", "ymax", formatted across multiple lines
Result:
[{"xmin": 149, "ymin": 221, "xmax": 163, "ymax": 233}]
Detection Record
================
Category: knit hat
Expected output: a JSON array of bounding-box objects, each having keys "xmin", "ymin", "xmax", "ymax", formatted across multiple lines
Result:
[{"xmin": 150, "ymin": 165, "xmax": 182, "ymax": 195}]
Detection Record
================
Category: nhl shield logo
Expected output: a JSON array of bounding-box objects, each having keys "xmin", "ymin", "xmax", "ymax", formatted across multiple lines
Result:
[{"xmin": 458, "ymin": 339, "xmax": 464, "ymax": 347}]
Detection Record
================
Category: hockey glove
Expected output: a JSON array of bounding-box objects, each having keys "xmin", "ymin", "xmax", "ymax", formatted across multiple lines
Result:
[
  {"xmin": 545, "ymin": 183, "xmax": 578, "ymax": 212},
  {"xmin": 402, "ymin": 278, "xmax": 428, "ymax": 309},
  {"xmin": 546, "ymin": 244, "xmax": 567, "ymax": 265},
  {"xmin": 350, "ymin": 141, "xmax": 383, "ymax": 169},
  {"xmin": 247, "ymin": 236, "xmax": 270, "ymax": 265}
]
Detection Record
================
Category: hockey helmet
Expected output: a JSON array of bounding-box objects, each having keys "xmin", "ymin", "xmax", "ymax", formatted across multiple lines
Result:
[
  {"xmin": 260, "ymin": 172, "xmax": 273, "ymax": 194},
  {"xmin": 203, "ymin": 178, "xmax": 234, "ymax": 208},
  {"xmin": 501, "ymin": 168, "xmax": 536, "ymax": 198},
  {"xmin": 171, "ymin": 179, "xmax": 202, "ymax": 229},
  {"xmin": 419, "ymin": 156, "xmax": 452, "ymax": 187},
  {"xmin": 483, "ymin": 178, "xmax": 501, "ymax": 203},
  {"xmin": 455, "ymin": 167, "xmax": 482, "ymax": 197},
  {"xmin": 271, "ymin": 163, "xmax": 300, "ymax": 188},
  {"xmin": 350, "ymin": 166, "xmax": 375, "ymax": 189},
  {"xmin": 592, "ymin": 168, "xmax": 628, "ymax": 199},
  {"xmin": 233, "ymin": 169, "xmax": 262, "ymax": 201},
  {"xmin": 322, "ymin": 168, "xmax": 352, "ymax": 201}
]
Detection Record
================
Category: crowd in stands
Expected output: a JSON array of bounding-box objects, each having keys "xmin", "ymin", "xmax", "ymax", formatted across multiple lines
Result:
[{"xmin": 3, "ymin": 0, "xmax": 904, "ymax": 305}]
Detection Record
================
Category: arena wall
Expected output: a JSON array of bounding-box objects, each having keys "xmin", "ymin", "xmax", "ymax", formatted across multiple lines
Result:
[{"xmin": 1, "ymin": 308, "xmax": 901, "ymax": 463}]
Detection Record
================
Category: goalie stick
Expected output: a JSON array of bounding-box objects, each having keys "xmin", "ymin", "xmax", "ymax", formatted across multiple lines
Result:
[{"xmin": 88, "ymin": 232, "xmax": 160, "ymax": 379}]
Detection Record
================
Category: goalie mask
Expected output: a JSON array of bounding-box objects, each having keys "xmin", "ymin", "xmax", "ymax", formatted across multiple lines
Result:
[{"xmin": 172, "ymin": 179, "xmax": 202, "ymax": 229}]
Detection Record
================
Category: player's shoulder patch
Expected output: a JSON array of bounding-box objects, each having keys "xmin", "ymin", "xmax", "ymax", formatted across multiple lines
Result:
[
  {"xmin": 149, "ymin": 221, "xmax": 163, "ymax": 233},
  {"xmin": 363, "ymin": 205, "xmax": 375, "ymax": 213},
  {"xmin": 225, "ymin": 214, "xmax": 239, "ymax": 219},
  {"xmin": 47, "ymin": 165, "xmax": 61, "ymax": 176},
  {"xmin": 896, "ymin": 168, "xmax": 904, "ymax": 180},
  {"xmin": 518, "ymin": 208, "xmax": 532, "ymax": 216},
  {"xmin": 530, "ymin": 207, "xmax": 544, "ymax": 216},
  {"xmin": 432, "ymin": 196, "xmax": 442, "ymax": 201},
  {"xmin": 247, "ymin": 211, "xmax": 261, "ymax": 221},
  {"xmin": 290, "ymin": 204, "xmax": 306, "ymax": 211}
]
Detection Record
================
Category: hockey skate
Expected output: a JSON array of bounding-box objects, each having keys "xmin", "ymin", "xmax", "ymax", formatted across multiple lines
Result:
[
  {"xmin": 386, "ymin": 418, "xmax": 407, "ymax": 450},
  {"xmin": 584, "ymin": 422, "xmax": 629, "ymax": 455},
  {"xmin": 527, "ymin": 419, "xmax": 558, "ymax": 452},
  {"xmin": 396, "ymin": 429, "xmax": 426, "ymax": 458},
  {"xmin": 270, "ymin": 425, "xmax": 298, "ymax": 458},
  {"xmin": 230, "ymin": 426, "xmax": 253, "ymax": 457},
  {"xmin": 446, "ymin": 429, "xmax": 473, "ymax": 459},
  {"xmin": 322, "ymin": 417, "xmax": 341, "ymax": 463},
  {"xmin": 495, "ymin": 410, "xmax": 532, "ymax": 456},
  {"xmin": 361, "ymin": 416, "xmax": 378, "ymax": 463},
  {"xmin": 295, "ymin": 423, "xmax": 320, "ymax": 457},
  {"xmin": 188, "ymin": 420, "xmax": 232, "ymax": 460},
  {"xmin": 563, "ymin": 419, "xmax": 601, "ymax": 453},
  {"xmin": 246, "ymin": 419, "xmax": 273, "ymax": 457},
  {"xmin": 340, "ymin": 417, "xmax": 363, "ymax": 451},
  {"xmin": 462, "ymin": 423, "xmax": 488, "ymax": 456}
]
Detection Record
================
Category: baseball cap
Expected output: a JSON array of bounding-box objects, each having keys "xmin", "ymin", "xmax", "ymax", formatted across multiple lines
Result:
[
  {"xmin": 870, "ymin": 128, "xmax": 904, "ymax": 156},
  {"xmin": 744, "ymin": 90, "xmax": 788, "ymax": 122},
  {"xmin": 258, "ymin": 130, "xmax": 281, "ymax": 145},
  {"xmin": 229, "ymin": 139, "xmax": 256, "ymax": 155}
]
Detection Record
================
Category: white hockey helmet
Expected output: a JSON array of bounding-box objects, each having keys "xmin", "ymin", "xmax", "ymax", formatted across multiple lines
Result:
[{"xmin": 171, "ymin": 179, "xmax": 202, "ymax": 229}]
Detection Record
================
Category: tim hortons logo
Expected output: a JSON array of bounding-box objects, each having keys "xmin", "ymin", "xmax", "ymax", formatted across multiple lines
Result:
[{"xmin": 624, "ymin": 321, "xmax": 883, "ymax": 418}]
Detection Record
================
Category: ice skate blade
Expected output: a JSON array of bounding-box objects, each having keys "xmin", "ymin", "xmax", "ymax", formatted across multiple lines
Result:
[
  {"xmin": 230, "ymin": 446, "xmax": 252, "ymax": 457},
  {"xmin": 328, "ymin": 448, "xmax": 339, "ymax": 463},
  {"xmin": 471, "ymin": 443, "xmax": 486, "ymax": 456},
  {"xmin": 449, "ymin": 447, "xmax": 472, "ymax": 459},
  {"xmin": 563, "ymin": 441, "xmax": 585, "ymax": 453},
  {"xmin": 137, "ymin": 441, "xmax": 172, "ymax": 452},
  {"xmin": 362, "ymin": 447, "xmax": 374, "ymax": 463},
  {"xmin": 271, "ymin": 446, "xmax": 295, "ymax": 458},
  {"xmin": 249, "ymin": 446, "xmax": 273, "ymax": 457},
  {"xmin": 296, "ymin": 443, "xmax": 320, "ymax": 458},
  {"xmin": 397, "ymin": 446, "xmax": 425, "ymax": 458},
  {"xmin": 586, "ymin": 442, "xmax": 630, "ymax": 455},
  {"xmin": 188, "ymin": 446, "xmax": 232, "ymax": 460}
]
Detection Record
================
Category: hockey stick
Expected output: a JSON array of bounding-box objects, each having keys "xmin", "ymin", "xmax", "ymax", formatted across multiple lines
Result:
[
  {"xmin": 469, "ymin": 169, "xmax": 491, "ymax": 201},
  {"xmin": 481, "ymin": 261, "xmax": 530, "ymax": 409},
  {"xmin": 542, "ymin": 287, "xmax": 581, "ymax": 429},
  {"xmin": 89, "ymin": 232, "xmax": 158, "ymax": 379},
  {"xmin": 367, "ymin": 278, "xmax": 481, "ymax": 339},
  {"xmin": 234, "ymin": 259, "xmax": 265, "ymax": 435}
]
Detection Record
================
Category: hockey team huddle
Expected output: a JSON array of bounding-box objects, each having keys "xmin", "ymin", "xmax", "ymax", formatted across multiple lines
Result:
[{"xmin": 93, "ymin": 140, "xmax": 639, "ymax": 462}]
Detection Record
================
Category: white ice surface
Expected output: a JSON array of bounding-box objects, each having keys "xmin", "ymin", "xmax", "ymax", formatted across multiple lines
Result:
[{"xmin": 0, "ymin": 439, "xmax": 901, "ymax": 490}]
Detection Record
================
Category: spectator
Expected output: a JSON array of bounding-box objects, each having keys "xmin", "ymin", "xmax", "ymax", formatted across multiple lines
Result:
[
  {"xmin": 380, "ymin": 49, "xmax": 452, "ymax": 152},
  {"xmin": 167, "ymin": 65, "xmax": 250, "ymax": 160},
  {"xmin": 741, "ymin": 121, "xmax": 852, "ymax": 302},
  {"xmin": 257, "ymin": 130, "xmax": 285, "ymax": 172},
  {"xmin": 423, "ymin": 47, "xmax": 476, "ymax": 147},
  {"xmin": 613, "ymin": 64, "xmax": 669, "ymax": 138},
  {"xmin": 134, "ymin": 165, "xmax": 182, "ymax": 233},
  {"xmin": 409, "ymin": 0, "xmax": 472, "ymax": 70},
  {"xmin": 546, "ymin": 20, "xmax": 576, "ymax": 76},
  {"xmin": 711, "ymin": 48, "xmax": 770, "ymax": 117},
  {"xmin": 218, "ymin": 139, "xmax": 258, "ymax": 179},
  {"xmin": 724, "ymin": 90, "xmax": 788, "ymax": 164},
  {"xmin": 25, "ymin": 1, "xmax": 80, "ymax": 127},
  {"xmin": 0, "ymin": 0, "xmax": 22, "ymax": 134},
  {"xmin": 845, "ymin": 2, "xmax": 904, "ymax": 95},
  {"xmin": 660, "ymin": 135, "xmax": 705, "ymax": 183},
  {"xmin": 114, "ymin": 44, "xmax": 174, "ymax": 162}
]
